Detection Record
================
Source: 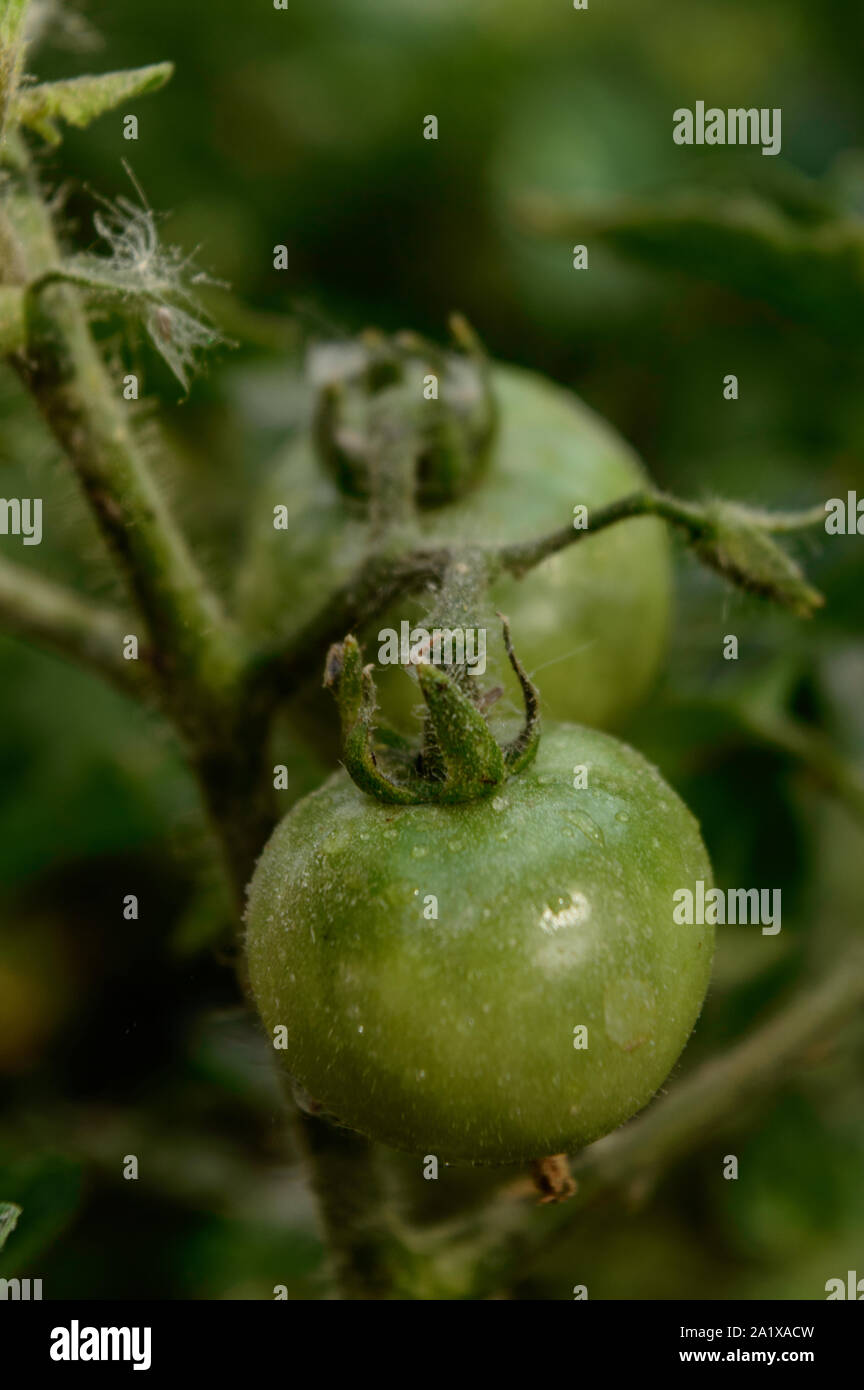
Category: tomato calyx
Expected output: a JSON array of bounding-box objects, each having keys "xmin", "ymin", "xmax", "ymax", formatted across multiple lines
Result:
[
  {"xmin": 324, "ymin": 615, "xmax": 540, "ymax": 805},
  {"xmin": 310, "ymin": 315, "xmax": 497, "ymax": 515}
]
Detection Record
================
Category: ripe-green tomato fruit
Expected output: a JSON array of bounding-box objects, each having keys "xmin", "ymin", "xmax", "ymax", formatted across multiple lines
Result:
[
  {"xmin": 238, "ymin": 364, "xmax": 670, "ymax": 730},
  {"xmin": 246, "ymin": 724, "xmax": 713, "ymax": 1164}
]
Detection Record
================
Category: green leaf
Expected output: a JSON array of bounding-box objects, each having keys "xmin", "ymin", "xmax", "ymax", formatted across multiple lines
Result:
[
  {"xmin": 0, "ymin": 1201, "xmax": 22, "ymax": 1251},
  {"xmin": 520, "ymin": 187, "xmax": 864, "ymax": 346},
  {"xmin": 0, "ymin": 1154, "xmax": 83, "ymax": 1274},
  {"xmin": 15, "ymin": 62, "xmax": 173, "ymax": 144}
]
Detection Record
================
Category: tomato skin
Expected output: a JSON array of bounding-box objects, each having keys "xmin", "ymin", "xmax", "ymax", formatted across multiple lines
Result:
[
  {"xmin": 238, "ymin": 363, "xmax": 671, "ymax": 732},
  {"xmin": 245, "ymin": 724, "xmax": 713, "ymax": 1164}
]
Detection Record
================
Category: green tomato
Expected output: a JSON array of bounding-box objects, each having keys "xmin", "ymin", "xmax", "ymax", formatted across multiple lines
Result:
[
  {"xmin": 245, "ymin": 723, "xmax": 713, "ymax": 1164},
  {"xmin": 238, "ymin": 363, "xmax": 670, "ymax": 731}
]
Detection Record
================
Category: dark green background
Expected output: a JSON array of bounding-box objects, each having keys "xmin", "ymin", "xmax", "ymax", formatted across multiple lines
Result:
[{"xmin": 1, "ymin": 0, "xmax": 862, "ymax": 1299}]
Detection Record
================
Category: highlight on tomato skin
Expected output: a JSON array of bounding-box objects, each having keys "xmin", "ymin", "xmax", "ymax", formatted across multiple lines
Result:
[{"xmin": 245, "ymin": 722, "xmax": 714, "ymax": 1165}]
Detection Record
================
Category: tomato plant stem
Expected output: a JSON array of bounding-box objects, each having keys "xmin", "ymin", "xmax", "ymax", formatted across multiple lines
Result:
[
  {"xmin": 294, "ymin": 1111, "xmax": 411, "ymax": 1300},
  {"xmin": 4, "ymin": 160, "xmax": 242, "ymax": 708},
  {"xmin": 0, "ymin": 554, "xmax": 151, "ymax": 697}
]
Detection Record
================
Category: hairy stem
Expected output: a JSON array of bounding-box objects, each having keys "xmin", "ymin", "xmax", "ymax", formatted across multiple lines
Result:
[
  {"xmin": 250, "ymin": 546, "xmax": 451, "ymax": 701},
  {"xmin": 0, "ymin": 554, "xmax": 151, "ymax": 697},
  {"xmin": 294, "ymin": 1111, "xmax": 409, "ymax": 1300},
  {"xmin": 0, "ymin": 0, "xmax": 29, "ymax": 148},
  {"xmin": 496, "ymin": 490, "xmax": 824, "ymax": 579},
  {"xmin": 4, "ymin": 162, "xmax": 240, "ymax": 707},
  {"xmin": 2, "ymin": 152, "xmax": 277, "ymax": 903},
  {"xmin": 252, "ymin": 489, "xmax": 825, "ymax": 700},
  {"xmin": 191, "ymin": 702, "xmax": 276, "ymax": 905}
]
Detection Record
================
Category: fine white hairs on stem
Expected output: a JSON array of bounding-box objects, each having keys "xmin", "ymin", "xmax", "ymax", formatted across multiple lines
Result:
[{"xmin": 69, "ymin": 160, "xmax": 227, "ymax": 391}]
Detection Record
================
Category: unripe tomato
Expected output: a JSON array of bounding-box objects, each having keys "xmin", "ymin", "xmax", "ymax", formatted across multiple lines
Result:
[
  {"xmin": 246, "ymin": 723, "xmax": 713, "ymax": 1164},
  {"xmin": 238, "ymin": 363, "xmax": 670, "ymax": 731}
]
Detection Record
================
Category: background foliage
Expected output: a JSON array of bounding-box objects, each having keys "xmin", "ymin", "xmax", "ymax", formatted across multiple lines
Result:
[{"xmin": 1, "ymin": 0, "xmax": 862, "ymax": 1299}]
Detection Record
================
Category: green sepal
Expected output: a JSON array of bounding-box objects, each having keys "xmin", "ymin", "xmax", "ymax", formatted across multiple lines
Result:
[
  {"xmin": 694, "ymin": 501, "xmax": 824, "ymax": 618},
  {"xmin": 324, "ymin": 635, "xmax": 420, "ymax": 805},
  {"xmin": 416, "ymin": 662, "xmax": 506, "ymax": 796},
  {"xmin": 325, "ymin": 618, "xmax": 540, "ymax": 806},
  {"xmin": 499, "ymin": 613, "xmax": 541, "ymax": 773}
]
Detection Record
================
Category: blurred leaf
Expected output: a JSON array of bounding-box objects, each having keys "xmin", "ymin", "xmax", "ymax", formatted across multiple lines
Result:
[
  {"xmin": 712, "ymin": 1095, "xmax": 864, "ymax": 1260},
  {"xmin": 0, "ymin": 1201, "xmax": 21, "ymax": 1250},
  {"xmin": 0, "ymin": 1154, "xmax": 83, "ymax": 1275},
  {"xmin": 0, "ymin": 640, "xmax": 197, "ymax": 888},
  {"xmin": 15, "ymin": 63, "xmax": 173, "ymax": 144},
  {"xmin": 520, "ymin": 187, "xmax": 864, "ymax": 345},
  {"xmin": 175, "ymin": 1214, "xmax": 323, "ymax": 1300},
  {"xmin": 170, "ymin": 874, "xmax": 234, "ymax": 958}
]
